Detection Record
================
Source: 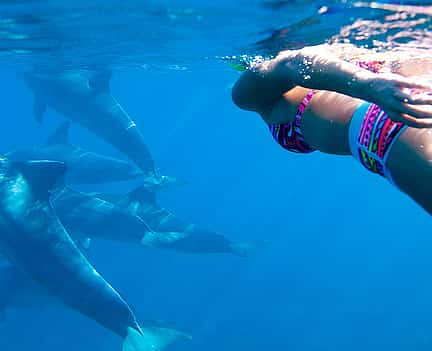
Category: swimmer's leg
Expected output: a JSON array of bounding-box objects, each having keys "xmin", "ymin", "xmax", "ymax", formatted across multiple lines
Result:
[{"xmin": 387, "ymin": 128, "xmax": 432, "ymax": 215}]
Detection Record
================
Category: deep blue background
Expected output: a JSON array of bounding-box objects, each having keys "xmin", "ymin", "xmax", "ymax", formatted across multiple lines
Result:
[{"xmin": 0, "ymin": 64, "xmax": 431, "ymax": 351}]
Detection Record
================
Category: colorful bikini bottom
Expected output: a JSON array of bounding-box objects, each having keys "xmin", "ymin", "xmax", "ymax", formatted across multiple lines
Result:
[{"xmin": 348, "ymin": 102, "xmax": 408, "ymax": 184}]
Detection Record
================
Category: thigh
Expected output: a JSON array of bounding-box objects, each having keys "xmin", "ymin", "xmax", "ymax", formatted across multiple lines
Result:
[{"xmin": 387, "ymin": 127, "xmax": 432, "ymax": 214}]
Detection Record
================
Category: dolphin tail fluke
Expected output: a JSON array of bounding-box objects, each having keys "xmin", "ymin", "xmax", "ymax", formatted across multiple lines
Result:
[
  {"xmin": 126, "ymin": 175, "xmax": 185, "ymax": 205},
  {"xmin": 123, "ymin": 326, "xmax": 191, "ymax": 351},
  {"xmin": 142, "ymin": 172, "xmax": 188, "ymax": 192},
  {"xmin": 33, "ymin": 96, "xmax": 47, "ymax": 124}
]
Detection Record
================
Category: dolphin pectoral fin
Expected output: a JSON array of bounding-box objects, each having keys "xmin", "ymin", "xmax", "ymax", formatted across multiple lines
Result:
[
  {"xmin": 11, "ymin": 160, "xmax": 66, "ymax": 199},
  {"xmin": 45, "ymin": 121, "xmax": 71, "ymax": 146},
  {"xmin": 88, "ymin": 70, "xmax": 112, "ymax": 92},
  {"xmin": 33, "ymin": 97, "xmax": 47, "ymax": 124},
  {"xmin": 72, "ymin": 235, "xmax": 92, "ymax": 251},
  {"xmin": 75, "ymin": 237, "xmax": 91, "ymax": 251},
  {"xmin": 123, "ymin": 326, "xmax": 191, "ymax": 351},
  {"xmin": 123, "ymin": 327, "xmax": 146, "ymax": 351},
  {"xmin": 81, "ymin": 237, "xmax": 91, "ymax": 250}
]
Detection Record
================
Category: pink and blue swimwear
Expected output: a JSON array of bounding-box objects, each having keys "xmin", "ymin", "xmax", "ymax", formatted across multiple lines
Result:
[
  {"xmin": 348, "ymin": 60, "xmax": 407, "ymax": 184},
  {"xmin": 348, "ymin": 102, "xmax": 406, "ymax": 184},
  {"xmin": 268, "ymin": 59, "xmax": 407, "ymax": 184},
  {"xmin": 267, "ymin": 60, "xmax": 387, "ymax": 155},
  {"xmin": 268, "ymin": 90, "xmax": 317, "ymax": 153}
]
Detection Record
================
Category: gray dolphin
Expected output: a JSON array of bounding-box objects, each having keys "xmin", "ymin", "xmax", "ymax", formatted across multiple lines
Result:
[
  {"xmin": 51, "ymin": 185, "xmax": 249, "ymax": 255},
  {"xmin": 7, "ymin": 121, "xmax": 143, "ymax": 185},
  {"xmin": 0, "ymin": 261, "xmax": 188, "ymax": 347},
  {"xmin": 51, "ymin": 185, "xmax": 153, "ymax": 246},
  {"xmin": 0, "ymin": 262, "xmax": 50, "ymax": 322},
  {"xmin": 23, "ymin": 70, "xmax": 155, "ymax": 175},
  {"xmin": 0, "ymin": 157, "xmax": 188, "ymax": 351},
  {"xmin": 7, "ymin": 121, "xmax": 183, "ymax": 187},
  {"xmin": 97, "ymin": 186, "xmax": 268, "ymax": 257}
]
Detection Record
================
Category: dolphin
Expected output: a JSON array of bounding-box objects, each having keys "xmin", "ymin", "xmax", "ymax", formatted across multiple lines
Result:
[
  {"xmin": 7, "ymin": 121, "xmax": 182, "ymax": 187},
  {"xmin": 50, "ymin": 185, "xmax": 253, "ymax": 255},
  {"xmin": 23, "ymin": 70, "xmax": 155, "ymax": 176},
  {"xmin": 0, "ymin": 157, "xmax": 188, "ymax": 350},
  {"xmin": 0, "ymin": 262, "xmax": 56, "ymax": 320},
  {"xmin": 51, "ymin": 185, "xmax": 154, "ymax": 246},
  {"xmin": 0, "ymin": 262, "xmax": 50, "ymax": 322},
  {"xmin": 0, "ymin": 261, "xmax": 189, "ymax": 348},
  {"xmin": 96, "ymin": 186, "xmax": 267, "ymax": 257},
  {"xmin": 7, "ymin": 121, "xmax": 143, "ymax": 185}
]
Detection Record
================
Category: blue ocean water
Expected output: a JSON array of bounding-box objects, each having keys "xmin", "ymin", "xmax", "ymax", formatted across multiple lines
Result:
[{"xmin": 0, "ymin": 1, "xmax": 432, "ymax": 351}]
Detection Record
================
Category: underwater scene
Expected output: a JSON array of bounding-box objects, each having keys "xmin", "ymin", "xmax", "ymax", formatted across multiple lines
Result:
[{"xmin": 1, "ymin": 1, "xmax": 432, "ymax": 350}]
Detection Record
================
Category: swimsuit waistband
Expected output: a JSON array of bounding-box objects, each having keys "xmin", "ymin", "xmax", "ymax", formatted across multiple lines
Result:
[{"xmin": 348, "ymin": 102, "xmax": 407, "ymax": 186}]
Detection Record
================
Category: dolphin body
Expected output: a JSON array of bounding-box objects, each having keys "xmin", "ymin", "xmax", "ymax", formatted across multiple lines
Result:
[
  {"xmin": 0, "ymin": 261, "xmax": 188, "ymax": 347},
  {"xmin": 0, "ymin": 262, "xmax": 50, "ymax": 322},
  {"xmin": 23, "ymin": 70, "xmax": 155, "ymax": 175},
  {"xmin": 51, "ymin": 186, "xmax": 154, "ymax": 245},
  {"xmin": 97, "ymin": 186, "xmax": 266, "ymax": 257},
  {"xmin": 51, "ymin": 186, "xmax": 256, "ymax": 256},
  {"xmin": 7, "ymin": 121, "xmax": 182, "ymax": 187},
  {"xmin": 0, "ymin": 157, "xmax": 187, "ymax": 351},
  {"xmin": 7, "ymin": 121, "xmax": 144, "ymax": 185}
]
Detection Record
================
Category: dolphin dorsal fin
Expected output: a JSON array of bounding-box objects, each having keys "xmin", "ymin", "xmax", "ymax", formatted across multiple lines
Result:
[
  {"xmin": 45, "ymin": 121, "xmax": 71, "ymax": 146},
  {"xmin": 11, "ymin": 160, "xmax": 66, "ymax": 199},
  {"xmin": 88, "ymin": 70, "xmax": 112, "ymax": 93}
]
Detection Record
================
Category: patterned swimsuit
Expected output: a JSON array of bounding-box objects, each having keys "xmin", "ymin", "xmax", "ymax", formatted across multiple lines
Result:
[
  {"xmin": 268, "ymin": 90, "xmax": 316, "ymax": 153},
  {"xmin": 268, "ymin": 60, "xmax": 407, "ymax": 183}
]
